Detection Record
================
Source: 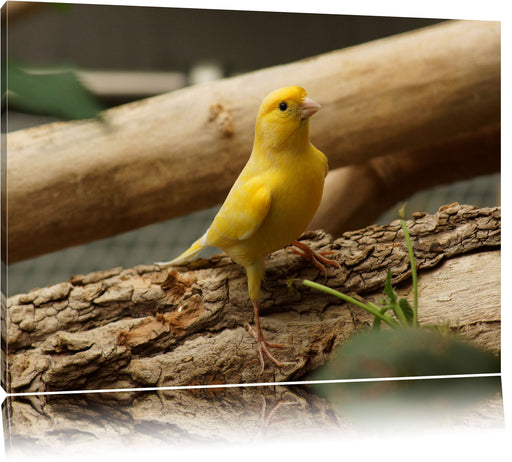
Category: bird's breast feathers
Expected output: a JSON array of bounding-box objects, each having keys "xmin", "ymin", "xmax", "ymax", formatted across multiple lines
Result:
[{"xmin": 206, "ymin": 145, "xmax": 327, "ymax": 261}]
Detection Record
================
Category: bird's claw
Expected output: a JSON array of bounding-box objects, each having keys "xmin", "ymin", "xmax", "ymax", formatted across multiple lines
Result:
[
  {"xmin": 291, "ymin": 240, "xmax": 340, "ymax": 275},
  {"xmin": 246, "ymin": 322, "xmax": 284, "ymax": 371}
]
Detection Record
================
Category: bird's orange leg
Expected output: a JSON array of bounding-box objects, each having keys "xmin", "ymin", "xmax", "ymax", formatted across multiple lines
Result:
[
  {"xmin": 291, "ymin": 240, "xmax": 340, "ymax": 274},
  {"xmin": 246, "ymin": 301, "xmax": 284, "ymax": 371}
]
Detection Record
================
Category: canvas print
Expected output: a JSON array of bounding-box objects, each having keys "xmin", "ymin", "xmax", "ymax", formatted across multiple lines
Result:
[{"xmin": 1, "ymin": 3, "xmax": 502, "ymax": 448}]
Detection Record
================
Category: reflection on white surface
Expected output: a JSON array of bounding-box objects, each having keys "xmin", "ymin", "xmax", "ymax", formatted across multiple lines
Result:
[{"xmin": 2, "ymin": 377, "xmax": 504, "ymax": 460}]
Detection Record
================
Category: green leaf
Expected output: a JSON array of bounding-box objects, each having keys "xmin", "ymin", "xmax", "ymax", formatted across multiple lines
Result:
[
  {"xmin": 372, "ymin": 311, "xmax": 382, "ymax": 330},
  {"xmin": 398, "ymin": 298, "xmax": 414, "ymax": 326},
  {"xmin": 7, "ymin": 61, "xmax": 104, "ymax": 121},
  {"xmin": 1, "ymin": 62, "xmax": 6, "ymax": 108},
  {"xmin": 372, "ymin": 305, "xmax": 393, "ymax": 330},
  {"xmin": 51, "ymin": 2, "xmax": 71, "ymax": 12},
  {"xmin": 384, "ymin": 268, "xmax": 397, "ymax": 304}
]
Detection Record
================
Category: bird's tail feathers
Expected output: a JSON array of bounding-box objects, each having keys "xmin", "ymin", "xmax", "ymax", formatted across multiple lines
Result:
[{"xmin": 156, "ymin": 234, "xmax": 207, "ymax": 268}]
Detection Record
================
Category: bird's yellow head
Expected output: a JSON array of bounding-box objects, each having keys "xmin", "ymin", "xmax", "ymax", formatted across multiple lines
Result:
[{"xmin": 254, "ymin": 86, "xmax": 321, "ymax": 151}]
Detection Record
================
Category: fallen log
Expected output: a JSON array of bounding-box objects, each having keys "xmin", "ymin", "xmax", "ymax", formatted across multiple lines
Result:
[
  {"xmin": 6, "ymin": 20, "xmax": 500, "ymax": 262},
  {"xmin": 3, "ymin": 204, "xmax": 500, "ymax": 393}
]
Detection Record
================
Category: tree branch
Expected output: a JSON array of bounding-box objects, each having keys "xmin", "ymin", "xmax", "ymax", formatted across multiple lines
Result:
[
  {"xmin": 311, "ymin": 123, "xmax": 500, "ymax": 236},
  {"xmin": 6, "ymin": 20, "xmax": 500, "ymax": 262},
  {"xmin": 4, "ymin": 204, "xmax": 500, "ymax": 393}
]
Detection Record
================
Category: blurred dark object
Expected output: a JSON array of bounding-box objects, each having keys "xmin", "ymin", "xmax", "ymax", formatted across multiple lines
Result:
[
  {"xmin": 311, "ymin": 328, "xmax": 499, "ymax": 381},
  {"xmin": 310, "ymin": 376, "xmax": 502, "ymax": 432}
]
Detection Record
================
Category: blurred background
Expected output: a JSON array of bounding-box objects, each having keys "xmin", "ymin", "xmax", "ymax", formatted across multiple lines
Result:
[{"xmin": 5, "ymin": 2, "xmax": 500, "ymax": 296}]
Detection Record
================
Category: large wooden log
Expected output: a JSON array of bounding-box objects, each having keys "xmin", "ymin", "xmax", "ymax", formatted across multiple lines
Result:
[
  {"xmin": 4, "ymin": 204, "xmax": 500, "ymax": 393},
  {"xmin": 310, "ymin": 123, "xmax": 500, "ymax": 236},
  {"xmin": 6, "ymin": 20, "xmax": 500, "ymax": 262}
]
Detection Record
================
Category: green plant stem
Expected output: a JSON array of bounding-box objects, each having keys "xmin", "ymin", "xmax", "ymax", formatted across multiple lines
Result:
[
  {"xmin": 302, "ymin": 280, "xmax": 400, "ymax": 328},
  {"xmin": 384, "ymin": 300, "xmax": 408, "ymax": 326},
  {"xmin": 400, "ymin": 218, "xmax": 419, "ymax": 327}
]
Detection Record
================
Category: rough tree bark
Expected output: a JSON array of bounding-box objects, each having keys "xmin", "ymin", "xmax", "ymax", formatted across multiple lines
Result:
[
  {"xmin": 4, "ymin": 204, "xmax": 500, "ymax": 393},
  {"xmin": 6, "ymin": 20, "xmax": 500, "ymax": 262}
]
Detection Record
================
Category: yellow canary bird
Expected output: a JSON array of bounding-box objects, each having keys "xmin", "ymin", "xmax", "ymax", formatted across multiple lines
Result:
[{"xmin": 158, "ymin": 86, "xmax": 338, "ymax": 370}]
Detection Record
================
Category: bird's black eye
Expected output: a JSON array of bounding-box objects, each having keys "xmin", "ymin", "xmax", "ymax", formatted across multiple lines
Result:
[{"xmin": 278, "ymin": 102, "xmax": 288, "ymax": 112}]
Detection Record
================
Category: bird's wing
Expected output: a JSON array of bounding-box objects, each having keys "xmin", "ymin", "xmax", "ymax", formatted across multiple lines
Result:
[{"xmin": 206, "ymin": 177, "xmax": 271, "ymax": 248}]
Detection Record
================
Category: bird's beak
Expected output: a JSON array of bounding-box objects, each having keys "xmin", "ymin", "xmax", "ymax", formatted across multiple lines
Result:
[{"xmin": 300, "ymin": 97, "xmax": 321, "ymax": 119}]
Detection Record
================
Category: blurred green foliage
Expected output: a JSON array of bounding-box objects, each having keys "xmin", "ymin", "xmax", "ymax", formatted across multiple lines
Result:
[
  {"xmin": 312, "ymin": 328, "xmax": 499, "ymax": 381},
  {"xmin": 4, "ymin": 60, "xmax": 104, "ymax": 121},
  {"xmin": 308, "ymin": 309, "xmax": 500, "ymax": 429},
  {"xmin": 309, "ymin": 375, "xmax": 501, "ymax": 432}
]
